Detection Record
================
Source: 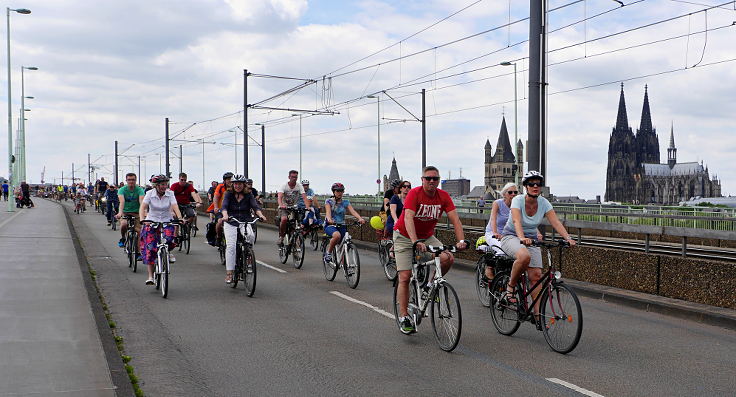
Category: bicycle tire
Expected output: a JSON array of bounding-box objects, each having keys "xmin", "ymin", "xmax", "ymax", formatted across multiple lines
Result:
[
  {"xmin": 540, "ymin": 282, "xmax": 583, "ymax": 354},
  {"xmin": 309, "ymin": 230, "xmax": 319, "ymax": 251},
  {"xmin": 184, "ymin": 224, "xmax": 191, "ymax": 255},
  {"xmin": 378, "ymin": 241, "xmax": 388, "ymax": 267},
  {"xmin": 475, "ymin": 259, "xmax": 491, "ymax": 307},
  {"xmin": 127, "ymin": 234, "xmax": 134, "ymax": 268},
  {"xmin": 430, "ymin": 282, "xmax": 462, "ymax": 352},
  {"xmin": 382, "ymin": 241, "xmax": 397, "ymax": 281},
  {"xmin": 392, "ymin": 278, "xmax": 418, "ymax": 332},
  {"xmin": 154, "ymin": 254, "xmax": 162, "ymax": 290},
  {"xmin": 322, "ymin": 241, "xmax": 338, "ymax": 281},
  {"xmin": 489, "ymin": 273, "xmax": 521, "ymax": 336},
  {"xmin": 219, "ymin": 239, "xmax": 226, "ymax": 266},
  {"xmin": 161, "ymin": 253, "xmax": 169, "ymax": 299},
  {"xmin": 292, "ymin": 233, "xmax": 305, "ymax": 269},
  {"xmin": 111, "ymin": 219, "xmax": 117, "ymax": 231},
  {"xmin": 278, "ymin": 234, "xmax": 289, "ymax": 264},
  {"xmin": 131, "ymin": 231, "xmax": 139, "ymax": 273},
  {"xmin": 244, "ymin": 246, "xmax": 257, "ymax": 297},
  {"xmin": 344, "ymin": 244, "xmax": 360, "ymax": 289},
  {"xmin": 252, "ymin": 223, "xmax": 258, "ymax": 244}
]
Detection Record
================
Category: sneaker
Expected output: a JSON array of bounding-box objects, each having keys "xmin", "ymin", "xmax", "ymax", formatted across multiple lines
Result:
[
  {"xmin": 277, "ymin": 236, "xmax": 284, "ymax": 246},
  {"xmin": 145, "ymin": 278, "xmax": 154, "ymax": 285},
  {"xmin": 399, "ymin": 316, "xmax": 415, "ymax": 334},
  {"xmin": 118, "ymin": 239, "xmax": 125, "ymax": 248},
  {"xmin": 169, "ymin": 254, "xmax": 176, "ymax": 263},
  {"xmin": 107, "ymin": 221, "xmax": 112, "ymax": 226},
  {"xmin": 323, "ymin": 253, "xmax": 332, "ymax": 264},
  {"xmin": 193, "ymin": 225, "xmax": 198, "ymax": 231}
]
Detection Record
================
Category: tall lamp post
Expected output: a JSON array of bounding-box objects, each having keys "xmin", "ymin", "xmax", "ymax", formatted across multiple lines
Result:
[
  {"xmin": 500, "ymin": 61, "xmax": 520, "ymax": 185},
  {"xmin": 367, "ymin": 94, "xmax": 381, "ymax": 195},
  {"xmin": 6, "ymin": 7, "xmax": 31, "ymax": 212},
  {"xmin": 291, "ymin": 114, "xmax": 302, "ymax": 176},
  {"xmin": 19, "ymin": 65, "xmax": 36, "ymax": 184}
]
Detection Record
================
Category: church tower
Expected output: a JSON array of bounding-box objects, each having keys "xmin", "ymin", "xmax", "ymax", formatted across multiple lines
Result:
[
  {"xmin": 489, "ymin": 116, "xmax": 516, "ymax": 191},
  {"xmin": 636, "ymin": 85, "xmax": 660, "ymax": 164},
  {"xmin": 484, "ymin": 139, "xmax": 493, "ymax": 188},
  {"xmin": 667, "ymin": 124, "xmax": 677, "ymax": 168},
  {"xmin": 604, "ymin": 83, "xmax": 638, "ymax": 202}
]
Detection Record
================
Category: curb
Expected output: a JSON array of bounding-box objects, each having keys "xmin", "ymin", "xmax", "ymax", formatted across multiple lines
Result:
[{"xmin": 57, "ymin": 200, "xmax": 136, "ymax": 397}]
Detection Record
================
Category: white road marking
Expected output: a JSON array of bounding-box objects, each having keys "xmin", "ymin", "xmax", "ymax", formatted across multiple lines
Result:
[
  {"xmin": 0, "ymin": 210, "xmax": 24, "ymax": 230},
  {"xmin": 256, "ymin": 260, "xmax": 286, "ymax": 273},
  {"xmin": 329, "ymin": 291, "xmax": 394, "ymax": 319},
  {"xmin": 547, "ymin": 378, "xmax": 605, "ymax": 397}
]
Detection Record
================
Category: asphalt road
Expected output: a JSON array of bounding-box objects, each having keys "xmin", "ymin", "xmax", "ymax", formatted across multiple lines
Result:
[{"xmin": 67, "ymin": 206, "xmax": 736, "ymax": 397}]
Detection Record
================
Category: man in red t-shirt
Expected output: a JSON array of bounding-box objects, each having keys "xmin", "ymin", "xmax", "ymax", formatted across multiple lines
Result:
[
  {"xmin": 393, "ymin": 165, "xmax": 467, "ymax": 334},
  {"xmin": 170, "ymin": 172, "xmax": 202, "ymax": 227}
]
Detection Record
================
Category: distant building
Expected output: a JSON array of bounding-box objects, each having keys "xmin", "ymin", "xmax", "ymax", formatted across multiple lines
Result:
[
  {"xmin": 484, "ymin": 116, "xmax": 524, "ymax": 199},
  {"xmin": 442, "ymin": 178, "xmax": 470, "ymax": 197},
  {"xmin": 382, "ymin": 157, "xmax": 402, "ymax": 191},
  {"xmin": 604, "ymin": 84, "xmax": 721, "ymax": 205},
  {"xmin": 554, "ymin": 196, "xmax": 586, "ymax": 204}
]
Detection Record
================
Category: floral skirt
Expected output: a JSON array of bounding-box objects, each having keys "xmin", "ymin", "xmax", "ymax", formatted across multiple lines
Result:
[{"xmin": 140, "ymin": 224, "xmax": 177, "ymax": 265}]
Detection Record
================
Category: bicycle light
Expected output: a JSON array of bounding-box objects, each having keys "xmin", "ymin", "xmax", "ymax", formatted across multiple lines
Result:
[{"xmin": 554, "ymin": 271, "xmax": 562, "ymax": 280}]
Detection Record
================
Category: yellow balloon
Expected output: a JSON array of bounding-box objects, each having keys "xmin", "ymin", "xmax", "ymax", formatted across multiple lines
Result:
[{"xmin": 370, "ymin": 216, "xmax": 384, "ymax": 230}]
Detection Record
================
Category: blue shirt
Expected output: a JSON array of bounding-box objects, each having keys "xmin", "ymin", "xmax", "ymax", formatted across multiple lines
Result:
[
  {"xmin": 1, "ymin": 183, "xmax": 8, "ymax": 193},
  {"xmin": 325, "ymin": 198, "xmax": 350, "ymax": 224},
  {"xmin": 502, "ymin": 195, "xmax": 553, "ymax": 239},
  {"xmin": 485, "ymin": 198, "xmax": 510, "ymax": 235},
  {"xmin": 105, "ymin": 188, "xmax": 119, "ymax": 202},
  {"xmin": 297, "ymin": 188, "xmax": 314, "ymax": 208},
  {"xmin": 386, "ymin": 194, "xmax": 403, "ymax": 229}
]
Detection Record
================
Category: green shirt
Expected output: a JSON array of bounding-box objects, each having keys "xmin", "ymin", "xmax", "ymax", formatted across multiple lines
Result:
[{"xmin": 119, "ymin": 185, "xmax": 145, "ymax": 213}]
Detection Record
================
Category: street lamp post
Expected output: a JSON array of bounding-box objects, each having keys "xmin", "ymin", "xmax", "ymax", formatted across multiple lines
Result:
[
  {"xmin": 501, "ymin": 61, "xmax": 520, "ymax": 186},
  {"xmin": 291, "ymin": 114, "xmax": 302, "ymax": 176},
  {"xmin": 20, "ymin": 65, "xmax": 37, "ymax": 184},
  {"xmin": 6, "ymin": 7, "xmax": 31, "ymax": 212},
  {"xmin": 367, "ymin": 94, "xmax": 380, "ymax": 195}
]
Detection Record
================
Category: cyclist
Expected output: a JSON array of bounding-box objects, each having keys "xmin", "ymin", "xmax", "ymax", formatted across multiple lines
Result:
[
  {"xmin": 77, "ymin": 185, "xmax": 88, "ymax": 211},
  {"xmin": 116, "ymin": 173, "xmax": 145, "ymax": 254},
  {"xmin": 386, "ymin": 180, "xmax": 410, "ymax": 238},
  {"xmin": 393, "ymin": 166, "xmax": 467, "ymax": 334},
  {"xmin": 62, "ymin": 184, "xmax": 69, "ymax": 200},
  {"xmin": 206, "ymin": 181, "xmax": 218, "ymax": 221},
  {"xmin": 277, "ymin": 170, "xmax": 310, "ymax": 246},
  {"xmin": 323, "ymin": 182, "xmax": 365, "ymax": 263},
  {"xmin": 479, "ymin": 182, "xmax": 519, "ymax": 280},
  {"xmin": 104, "ymin": 183, "xmax": 119, "ymax": 225},
  {"xmin": 298, "ymin": 179, "xmax": 321, "ymax": 228},
  {"xmin": 500, "ymin": 171, "xmax": 576, "ymax": 319},
  {"xmin": 383, "ymin": 179, "xmax": 401, "ymax": 212},
  {"xmin": 221, "ymin": 175, "xmax": 267, "ymax": 284},
  {"xmin": 206, "ymin": 172, "xmax": 234, "ymax": 245},
  {"xmin": 139, "ymin": 175, "xmax": 183, "ymax": 285},
  {"xmin": 96, "ymin": 177, "xmax": 109, "ymax": 196},
  {"xmin": 170, "ymin": 172, "xmax": 202, "ymax": 230}
]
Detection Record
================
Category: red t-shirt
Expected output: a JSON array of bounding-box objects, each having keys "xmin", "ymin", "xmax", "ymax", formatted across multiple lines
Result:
[
  {"xmin": 394, "ymin": 186, "xmax": 456, "ymax": 239},
  {"xmin": 170, "ymin": 182, "xmax": 195, "ymax": 205}
]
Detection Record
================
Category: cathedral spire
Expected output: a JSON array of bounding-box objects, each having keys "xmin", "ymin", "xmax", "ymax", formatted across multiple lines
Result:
[
  {"xmin": 493, "ymin": 116, "xmax": 516, "ymax": 163},
  {"xmin": 615, "ymin": 82, "xmax": 629, "ymax": 130},
  {"xmin": 639, "ymin": 84, "xmax": 653, "ymax": 132},
  {"xmin": 668, "ymin": 122, "xmax": 675, "ymax": 148},
  {"xmin": 667, "ymin": 122, "xmax": 677, "ymax": 168}
]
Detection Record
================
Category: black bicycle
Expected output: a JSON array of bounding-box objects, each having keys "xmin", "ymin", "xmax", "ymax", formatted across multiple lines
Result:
[
  {"xmin": 226, "ymin": 217, "xmax": 260, "ymax": 297},
  {"xmin": 474, "ymin": 247, "xmax": 513, "ymax": 307},
  {"xmin": 377, "ymin": 232, "xmax": 397, "ymax": 281},
  {"xmin": 178, "ymin": 204, "xmax": 197, "ymax": 255},
  {"xmin": 489, "ymin": 239, "xmax": 583, "ymax": 354},
  {"xmin": 278, "ymin": 207, "xmax": 306, "ymax": 269},
  {"xmin": 121, "ymin": 215, "xmax": 140, "ymax": 272}
]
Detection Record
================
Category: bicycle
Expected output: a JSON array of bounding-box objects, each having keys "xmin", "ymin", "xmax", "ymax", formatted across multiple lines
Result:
[
  {"xmin": 474, "ymin": 245, "xmax": 513, "ymax": 307},
  {"xmin": 392, "ymin": 239, "xmax": 467, "ymax": 352},
  {"xmin": 489, "ymin": 239, "xmax": 583, "ymax": 354},
  {"xmin": 377, "ymin": 230, "xmax": 397, "ymax": 281},
  {"xmin": 277, "ymin": 207, "xmax": 306, "ymax": 269},
  {"xmin": 109, "ymin": 204, "xmax": 118, "ymax": 231},
  {"xmin": 306, "ymin": 222, "xmax": 321, "ymax": 251},
  {"xmin": 226, "ymin": 217, "xmax": 260, "ymax": 297},
  {"xmin": 121, "ymin": 215, "xmax": 140, "ymax": 272},
  {"xmin": 321, "ymin": 220, "xmax": 363, "ymax": 289},
  {"xmin": 178, "ymin": 204, "xmax": 197, "ymax": 255},
  {"xmin": 142, "ymin": 219, "xmax": 181, "ymax": 299}
]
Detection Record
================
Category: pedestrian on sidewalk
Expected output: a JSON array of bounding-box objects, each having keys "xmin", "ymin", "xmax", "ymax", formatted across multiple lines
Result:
[{"xmin": 1, "ymin": 180, "xmax": 8, "ymax": 201}]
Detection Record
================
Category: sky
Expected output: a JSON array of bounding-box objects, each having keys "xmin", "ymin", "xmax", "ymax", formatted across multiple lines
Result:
[{"xmin": 2, "ymin": 0, "xmax": 734, "ymax": 199}]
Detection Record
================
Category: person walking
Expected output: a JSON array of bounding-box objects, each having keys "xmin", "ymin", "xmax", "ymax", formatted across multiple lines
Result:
[{"xmin": 1, "ymin": 180, "xmax": 8, "ymax": 201}]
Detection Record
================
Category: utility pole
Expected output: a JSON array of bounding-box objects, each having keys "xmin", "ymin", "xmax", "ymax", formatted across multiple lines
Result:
[
  {"xmin": 114, "ymin": 140, "xmax": 119, "ymax": 185},
  {"xmin": 137, "ymin": 156, "xmax": 141, "ymax": 180},
  {"xmin": 87, "ymin": 153, "xmax": 91, "ymax": 185},
  {"xmin": 261, "ymin": 124, "xmax": 265, "ymax": 195},
  {"xmin": 528, "ymin": 0, "xmax": 548, "ymax": 178},
  {"xmin": 179, "ymin": 144, "xmax": 182, "ymax": 175},
  {"xmin": 71, "ymin": 163, "xmax": 74, "ymax": 185},
  {"xmin": 421, "ymin": 88, "xmax": 426, "ymax": 169},
  {"xmin": 164, "ymin": 117, "xmax": 170, "ymax": 178},
  {"xmin": 243, "ymin": 69, "xmax": 249, "ymax": 178}
]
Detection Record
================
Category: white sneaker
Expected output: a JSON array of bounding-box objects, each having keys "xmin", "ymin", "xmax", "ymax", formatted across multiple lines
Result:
[
  {"xmin": 169, "ymin": 254, "xmax": 176, "ymax": 263},
  {"xmin": 145, "ymin": 278, "xmax": 154, "ymax": 285}
]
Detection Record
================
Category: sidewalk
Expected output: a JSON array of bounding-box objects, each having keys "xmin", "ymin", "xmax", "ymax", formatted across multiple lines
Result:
[{"xmin": 0, "ymin": 200, "xmax": 119, "ymax": 396}]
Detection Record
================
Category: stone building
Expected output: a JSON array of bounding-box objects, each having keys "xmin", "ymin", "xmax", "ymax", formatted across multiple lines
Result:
[
  {"xmin": 604, "ymin": 84, "xmax": 721, "ymax": 204},
  {"xmin": 441, "ymin": 178, "xmax": 470, "ymax": 197},
  {"xmin": 382, "ymin": 157, "xmax": 402, "ymax": 191},
  {"xmin": 483, "ymin": 116, "xmax": 524, "ymax": 198}
]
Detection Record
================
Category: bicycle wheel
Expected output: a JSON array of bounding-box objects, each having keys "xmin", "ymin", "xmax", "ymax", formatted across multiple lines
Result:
[
  {"xmin": 279, "ymin": 234, "xmax": 289, "ymax": 264},
  {"xmin": 132, "ymin": 231, "xmax": 139, "ymax": 273},
  {"xmin": 127, "ymin": 235, "xmax": 134, "ymax": 268},
  {"xmin": 322, "ymin": 241, "xmax": 338, "ymax": 281},
  {"xmin": 430, "ymin": 282, "xmax": 462, "ymax": 352},
  {"xmin": 154, "ymin": 254, "xmax": 162, "ymax": 291},
  {"xmin": 178, "ymin": 225, "xmax": 185, "ymax": 252},
  {"xmin": 540, "ymin": 282, "xmax": 583, "ymax": 354},
  {"xmin": 392, "ymin": 278, "xmax": 418, "ymax": 332},
  {"xmin": 489, "ymin": 273, "xmax": 521, "ymax": 336},
  {"xmin": 383, "ymin": 241, "xmax": 397, "ymax": 281},
  {"xmin": 111, "ymin": 218, "xmax": 117, "ymax": 231},
  {"xmin": 378, "ymin": 241, "xmax": 388, "ymax": 267},
  {"xmin": 475, "ymin": 259, "xmax": 491, "ymax": 307},
  {"xmin": 292, "ymin": 233, "xmax": 305, "ymax": 269},
  {"xmin": 184, "ymin": 224, "xmax": 191, "ymax": 255},
  {"xmin": 344, "ymin": 244, "xmax": 360, "ymax": 289},
  {"xmin": 244, "ymin": 246, "xmax": 257, "ymax": 297},
  {"xmin": 252, "ymin": 223, "xmax": 258, "ymax": 244},
  {"xmin": 219, "ymin": 238, "xmax": 226, "ymax": 266},
  {"xmin": 309, "ymin": 230, "xmax": 319, "ymax": 250},
  {"xmin": 161, "ymin": 254, "xmax": 169, "ymax": 299}
]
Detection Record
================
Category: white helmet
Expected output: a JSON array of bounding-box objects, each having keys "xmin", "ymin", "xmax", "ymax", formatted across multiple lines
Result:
[{"xmin": 522, "ymin": 171, "xmax": 544, "ymax": 186}]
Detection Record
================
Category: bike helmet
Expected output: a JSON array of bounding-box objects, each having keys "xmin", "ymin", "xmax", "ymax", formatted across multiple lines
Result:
[
  {"xmin": 475, "ymin": 236, "xmax": 488, "ymax": 251},
  {"xmin": 522, "ymin": 171, "xmax": 544, "ymax": 186},
  {"xmin": 222, "ymin": 172, "xmax": 234, "ymax": 180},
  {"xmin": 150, "ymin": 174, "xmax": 169, "ymax": 184},
  {"xmin": 245, "ymin": 178, "xmax": 253, "ymax": 184},
  {"xmin": 390, "ymin": 179, "xmax": 401, "ymax": 189},
  {"xmin": 301, "ymin": 179, "xmax": 310, "ymax": 185},
  {"xmin": 232, "ymin": 174, "xmax": 247, "ymax": 183},
  {"xmin": 331, "ymin": 182, "xmax": 345, "ymax": 191}
]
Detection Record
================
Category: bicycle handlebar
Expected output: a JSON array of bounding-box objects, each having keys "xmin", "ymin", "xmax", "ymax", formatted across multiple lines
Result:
[
  {"xmin": 226, "ymin": 217, "xmax": 260, "ymax": 227},
  {"xmin": 412, "ymin": 239, "xmax": 470, "ymax": 255},
  {"xmin": 530, "ymin": 239, "xmax": 571, "ymax": 248},
  {"xmin": 141, "ymin": 219, "xmax": 182, "ymax": 227}
]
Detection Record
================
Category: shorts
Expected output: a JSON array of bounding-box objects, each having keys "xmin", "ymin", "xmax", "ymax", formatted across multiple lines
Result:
[
  {"xmin": 278, "ymin": 208, "xmax": 296, "ymax": 220},
  {"xmin": 324, "ymin": 225, "xmax": 347, "ymax": 241},
  {"xmin": 500, "ymin": 235, "xmax": 543, "ymax": 268},
  {"xmin": 393, "ymin": 233, "xmax": 442, "ymax": 272},
  {"xmin": 179, "ymin": 204, "xmax": 196, "ymax": 219},
  {"xmin": 122, "ymin": 212, "xmax": 141, "ymax": 231}
]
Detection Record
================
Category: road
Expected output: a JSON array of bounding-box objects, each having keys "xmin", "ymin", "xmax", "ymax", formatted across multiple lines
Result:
[{"xmin": 67, "ymin": 205, "xmax": 736, "ymax": 397}]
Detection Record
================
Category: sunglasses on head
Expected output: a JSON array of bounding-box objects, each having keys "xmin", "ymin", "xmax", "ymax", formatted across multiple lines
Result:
[
  {"xmin": 422, "ymin": 176, "xmax": 440, "ymax": 181},
  {"xmin": 526, "ymin": 182, "xmax": 543, "ymax": 188}
]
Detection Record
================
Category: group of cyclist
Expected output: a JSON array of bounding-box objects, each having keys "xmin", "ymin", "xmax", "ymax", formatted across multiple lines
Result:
[{"xmin": 63, "ymin": 165, "xmax": 578, "ymax": 339}]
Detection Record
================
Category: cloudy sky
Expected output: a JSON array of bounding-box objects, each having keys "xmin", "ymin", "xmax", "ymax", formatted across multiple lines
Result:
[{"xmin": 3, "ymin": 0, "xmax": 734, "ymax": 199}]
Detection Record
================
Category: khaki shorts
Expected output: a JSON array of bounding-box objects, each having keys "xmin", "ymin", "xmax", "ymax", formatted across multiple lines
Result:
[
  {"xmin": 500, "ymin": 235, "xmax": 543, "ymax": 268},
  {"xmin": 122, "ymin": 212, "xmax": 141, "ymax": 232},
  {"xmin": 393, "ymin": 233, "xmax": 443, "ymax": 272}
]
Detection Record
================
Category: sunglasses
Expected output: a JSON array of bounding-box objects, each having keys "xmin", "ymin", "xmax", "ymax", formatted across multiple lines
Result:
[
  {"xmin": 401, "ymin": 185, "xmax": 411, "ymax": 188},
  {"xmin": 333, "ymin": 189, "xmax": 344, "ymax": 192},
  {"xmin": 507, "ymin": 190, "xmax": 519, "ymax": 195},
  {"xmin": 422, "ymin": 176, "xmax": 440, "ymax": 181},
  {"xmin": 526, "ymin": 182, "xmax": 543, "ymax": 188}
]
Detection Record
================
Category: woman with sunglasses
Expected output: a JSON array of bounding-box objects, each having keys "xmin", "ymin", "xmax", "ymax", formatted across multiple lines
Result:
[
  {"xmin": 385, "ymin": 181, "xmax": 411, "ymax": 238},
  {"xmin": 480, "ymin": 182, "xmax": 518, "ymax": 280},
  {"xmin": 323, "ymin": 182, "xmax": 366, "ymax": 264},
  {"xmin": 500, "ymin": 171, "xmax": 576, "ymax": 318}
]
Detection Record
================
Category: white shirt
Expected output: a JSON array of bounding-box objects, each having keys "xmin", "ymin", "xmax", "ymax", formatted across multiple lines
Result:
[
  {"xmin": 143, "ymin": 189, "xmax": 177, "ymax": 222},
  {"xmin": 280, "ymin": 183, "xmax": 305, "ymax": 206}
]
